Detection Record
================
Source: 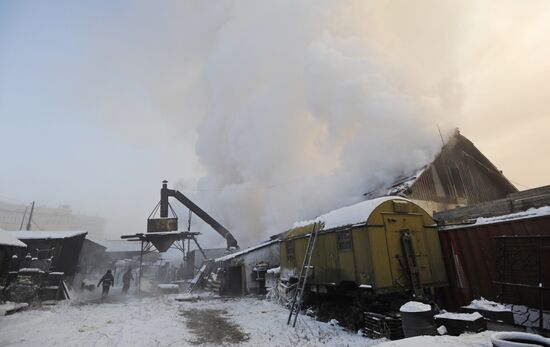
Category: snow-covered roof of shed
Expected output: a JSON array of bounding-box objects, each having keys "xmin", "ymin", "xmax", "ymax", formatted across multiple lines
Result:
[
  {"xmin": 215, "ymin": 239, "xmax": 279, "ymax": 262},
  {"xmin": 441, "ymin": 205, "xmax": 550, "ymax": 230},
  {"xmin": 292, "ymin": 196, "xmax": 411, "ymax": 231},
  {"xmin": 0, "ymin": 232, "xmax": 27, "ymax": 248},
  {"xmin": 95, "ymin": 240, "xmax": 143, "ymax": 253},
  {"xmin": 4, "ymin": 230, "xmax": 87, "ymax": 240}
]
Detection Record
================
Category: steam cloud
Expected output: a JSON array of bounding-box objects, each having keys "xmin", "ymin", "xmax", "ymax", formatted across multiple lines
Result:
[{"xmin": 25, "ymin": 0, "xmax": 547, "ymax": 246}]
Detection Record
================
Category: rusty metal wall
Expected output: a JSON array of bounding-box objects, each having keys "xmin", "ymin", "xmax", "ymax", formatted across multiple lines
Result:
[{"xmin": 438, "ymin": 215, "xmax": 550, "ymax": 309}]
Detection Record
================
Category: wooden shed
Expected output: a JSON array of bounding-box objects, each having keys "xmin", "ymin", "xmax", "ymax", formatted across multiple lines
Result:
[{"xmin": 364, "ymin": 130, "xmax": 518, "ymax": 215}]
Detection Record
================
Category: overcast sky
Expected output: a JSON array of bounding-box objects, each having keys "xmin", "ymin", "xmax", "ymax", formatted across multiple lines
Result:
[{"xmin": 1, "ymin": 1, "xmax": 549, "ymax": 247}]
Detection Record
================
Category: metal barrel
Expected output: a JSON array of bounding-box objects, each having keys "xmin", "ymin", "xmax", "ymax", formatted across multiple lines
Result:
[{"xmin": 400, "ymin": 310, "xmax": 437, "ymax": 338}]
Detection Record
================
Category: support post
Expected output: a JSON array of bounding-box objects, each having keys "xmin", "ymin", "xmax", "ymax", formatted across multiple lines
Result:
[
  {"xmin": 160, "ymin": 180, "xmax": 169, "ymax": 218},
  {"xmin": 139, "ymin": 240, "xmax": 144, "ymax": 297}
]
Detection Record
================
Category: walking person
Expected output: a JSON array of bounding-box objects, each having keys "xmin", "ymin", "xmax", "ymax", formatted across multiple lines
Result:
[
  {"xmin": 97, "ymin": 269, "xmax": 114, "ymax": 298},
  {"xmin": 122, "ymin": 268, "xmax": 134, "ymax": 294}
]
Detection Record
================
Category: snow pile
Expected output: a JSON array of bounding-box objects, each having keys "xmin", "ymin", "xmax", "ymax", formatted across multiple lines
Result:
[
  {"xmin": 376, "ymin": 331, "xmax": 494, "ymax": 346},
  {"xmin": 293, "ymin": 196, "xmax": 409, "ymax": 230},
  {"xmin": 434, "ymin": 311, "xmax": 483, "ymax": 321},
  {"xmin": 465, "ymin": 298, "xmax": 510, "ymax": 312},
  {"xmin": 0, "ymin": 232, "xmax": 26, "ymax": 248},
  {"xmin": 267, "ymin": 267, "xmax": 280, "ymax": 274},
  {"xmin": 157, "ymin": 284, "xmax": 179, "ymax": 289},
  {"xmin": 0, "ymin": 295, "xmax": 376, "ymax": 346},
  {"xmin": 400, "ymin": 301, "xmax": 432, "ymax": 313}
]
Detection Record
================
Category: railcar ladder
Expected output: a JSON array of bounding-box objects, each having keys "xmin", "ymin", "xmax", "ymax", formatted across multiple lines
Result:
[
  {"xmin": 287, "ymin": 222, "xmax": 323, "ymax": 327},
  {"xmin": 400, "ymin": 230, "xmax": 424, "ymax": 297}
]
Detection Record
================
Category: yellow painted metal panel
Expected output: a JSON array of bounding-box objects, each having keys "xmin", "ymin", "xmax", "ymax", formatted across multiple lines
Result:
[{"xmin": 367, "ymin": 225, "xmax": 393, "ymax": 288}]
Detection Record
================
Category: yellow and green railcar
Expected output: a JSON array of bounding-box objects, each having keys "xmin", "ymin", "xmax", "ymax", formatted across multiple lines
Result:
[{"xmin": 280, "ymin": 197, "xmax": 447, "ymax": 295}]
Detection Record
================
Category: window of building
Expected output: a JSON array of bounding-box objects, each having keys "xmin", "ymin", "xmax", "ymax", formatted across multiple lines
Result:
[
  {"xmin": 337, "ymin": 230, "xmax": 353, "ymax": 251},
  {"xmin": 286, "ymin": 240, "xmax": 295, "ymax": 262}
]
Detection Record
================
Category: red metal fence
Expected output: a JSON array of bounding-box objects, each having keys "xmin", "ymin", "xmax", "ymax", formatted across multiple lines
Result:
[{"xmin": 438, "ymin": 214, "xmax": 550, "ymax": 309}]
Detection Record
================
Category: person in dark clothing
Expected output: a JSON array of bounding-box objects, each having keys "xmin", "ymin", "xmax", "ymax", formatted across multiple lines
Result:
[
  {"xmin": 97, "ymin": 269, "xmax": 114, "ymax": 298},
  {"xmin": 122, "ymin": 268, "xmax": 134, "ymax": 294}
]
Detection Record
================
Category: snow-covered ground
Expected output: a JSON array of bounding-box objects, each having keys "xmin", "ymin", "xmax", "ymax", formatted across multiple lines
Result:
[{"xmin": 0, "ymin": 292, "xmax": 495, "ymax": 347}]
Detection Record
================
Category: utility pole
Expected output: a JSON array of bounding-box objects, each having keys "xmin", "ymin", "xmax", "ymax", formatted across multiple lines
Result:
[
  {"xmin": 26, "ymin": 201, "xmax": 35, "ymax": 231},
  {"xmin": 19, "ymin": 207, "xmax": 28, "ymax": 230}
]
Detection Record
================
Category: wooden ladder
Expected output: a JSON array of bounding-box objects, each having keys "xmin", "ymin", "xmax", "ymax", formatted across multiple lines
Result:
[{"xmin": 287, "ymin": 222, "xmax": 322, "ymax": 327}]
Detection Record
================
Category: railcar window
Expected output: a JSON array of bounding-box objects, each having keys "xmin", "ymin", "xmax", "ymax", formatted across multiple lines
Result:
[
  {"xmin": 286, "ymin": 240, "xmax": 295, "ymax": 262},
  {"xmin": 337, "ymin": 230, "xmax": 353, "ymax": 251}
]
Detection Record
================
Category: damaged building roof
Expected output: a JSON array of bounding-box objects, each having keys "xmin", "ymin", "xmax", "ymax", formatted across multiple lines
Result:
[{"xmin": 363, "ymin": 130, "xmax": 517, "ymax": 213}]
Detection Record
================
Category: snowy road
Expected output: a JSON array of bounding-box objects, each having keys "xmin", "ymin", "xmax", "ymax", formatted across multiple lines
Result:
[{"xmin": 0, "ymin": 293, "xmax": 494, "ymax": 347}]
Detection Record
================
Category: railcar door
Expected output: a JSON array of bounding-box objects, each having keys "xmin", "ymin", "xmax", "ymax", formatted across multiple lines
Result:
[{"xmin": 382, "ymin": 213, "xmax": 433, "ymax": 289}]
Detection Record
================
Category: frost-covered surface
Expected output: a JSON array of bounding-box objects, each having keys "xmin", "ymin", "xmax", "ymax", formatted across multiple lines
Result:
[
  {"xmin": 0, "ymin": 294, "xmax": 376, "ymax": 347},
  {"xmin": 0, "ymin": 233, "xmax": 26, "ymax": 248},
  {"xmin": 400, "ymin": 301, "xmax": 431, "ymax": 313},
  {"xmin": 435, "ymin": 311, "xmax": 483, "ymax": 321},
  {"xmin": 441, "ymin": 206, "xmax": 550, "ymax": 230},
  {"xmin": 3, "ymin": 230, "xmax": 86, "ymax": 240},
  {"xmin": 293, "ymin": 196, "xmax": 409, "ymax": 230},
  {"xmin": 465, "ymin": 298, "xmax": 511, "ymax": 312},
  {"xmin": 157, "ymin": 284, "xmax": 178, "ymax": 289},
  {"xmin": 0, "ymin": 302, "xmax": 28, "ymax": 316},
  {"xmin": 376, "ymin": 331, "xmax": 494, "ymax": 347},
  {"xmin": 508, "ymin": 304, "xmax": 550, "ymax": 330},
  {"xmin": 267, "ymin": 266, "xmax": 280, "ymax": 274}
]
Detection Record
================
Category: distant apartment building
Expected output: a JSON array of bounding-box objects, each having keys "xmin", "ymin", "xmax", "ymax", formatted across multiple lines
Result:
[{"xmin": 0, "ymin": 201, "xmax": 105, "ymax": 239}]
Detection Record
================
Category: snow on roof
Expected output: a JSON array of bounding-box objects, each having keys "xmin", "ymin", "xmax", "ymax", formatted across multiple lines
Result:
[
  {"xmin": 0, "ymin": 232, "xmax": 27, "ymax": 248},
  {"xmin": 4, "ymin": 230, "xmax": 87, "ymax": 240},
  {"xmin": 441, "ymin": 206, "xmax": 550, "ymax": 230},
  {"xmin": 215, "ymin": 240, "xmax": 279, "ymax": 262},
  {"xmin": 95, "ymin": 240, "xmax": 143, "ymax": 253},
  {"xmin": 292, "ymin": 196, "xmax": 411, "ymax": 230}
]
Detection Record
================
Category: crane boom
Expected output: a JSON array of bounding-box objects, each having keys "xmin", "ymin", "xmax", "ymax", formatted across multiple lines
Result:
[{"xmin": 159, "ymin": 180, "xmax": 238, "ymax": 249}]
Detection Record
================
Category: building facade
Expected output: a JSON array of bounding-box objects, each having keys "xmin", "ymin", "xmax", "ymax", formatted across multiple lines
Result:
[{"xmin": 0, "ymin": 201, "xmax": 105, "ymax": 240}]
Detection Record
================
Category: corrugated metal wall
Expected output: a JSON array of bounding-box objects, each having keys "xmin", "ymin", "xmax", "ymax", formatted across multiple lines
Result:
[{"xmin": 438, "ymin": 215, "xmax": 550, "ymax": 309}]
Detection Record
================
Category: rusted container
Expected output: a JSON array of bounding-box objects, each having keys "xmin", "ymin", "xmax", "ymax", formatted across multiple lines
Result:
[{"xmin": 438, "ymin": 214, "xmax": 550, "ymax": 309}]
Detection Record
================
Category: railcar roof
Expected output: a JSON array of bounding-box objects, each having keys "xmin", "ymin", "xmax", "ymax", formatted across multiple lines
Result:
[{"xmin": 286, "ymin": 196, "xmax": 411, "ymax": 238}]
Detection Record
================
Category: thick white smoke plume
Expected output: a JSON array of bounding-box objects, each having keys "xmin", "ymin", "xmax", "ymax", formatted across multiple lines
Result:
[
  {"xmin": 174, "ymin": 1, "xmax": 457, "ymax": 245},
  {"xmin": 32, "ymin": 0, "xmax": 547, "ymax": 246},
  {"xmin": 83, "ymin": 0, "xmax": 461, "ymax": 246}
]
